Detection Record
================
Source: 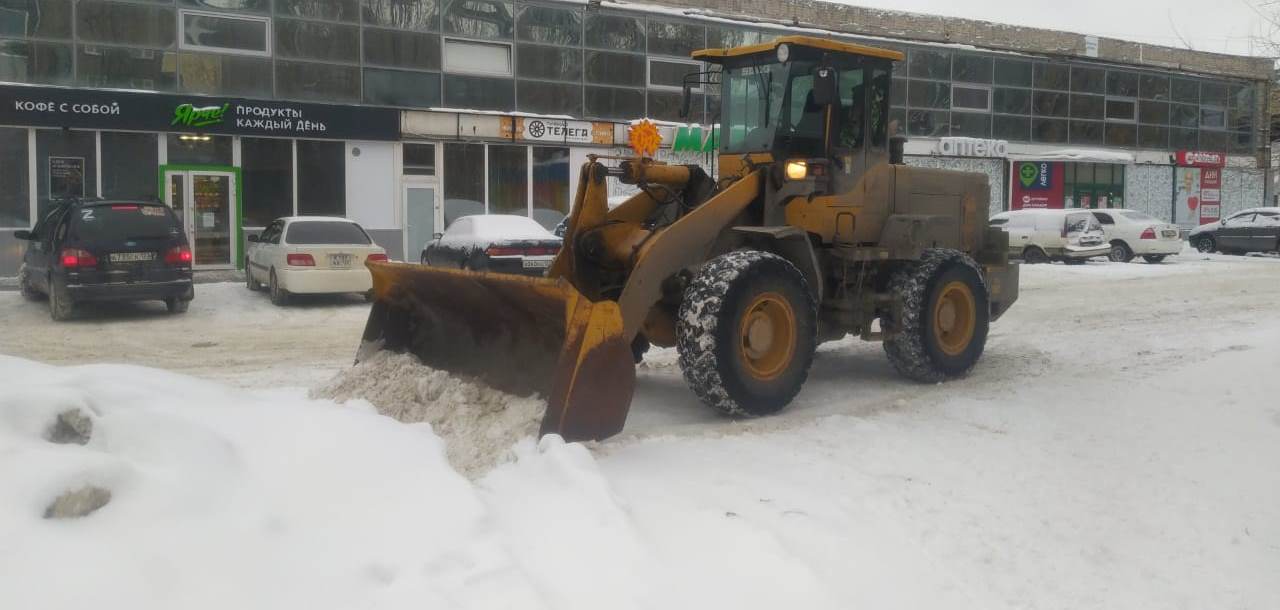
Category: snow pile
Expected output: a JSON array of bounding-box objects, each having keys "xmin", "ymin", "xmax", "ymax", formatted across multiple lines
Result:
[{"xmin": 313, "ymin": 351, "xmax": 544, "ymax": 477}]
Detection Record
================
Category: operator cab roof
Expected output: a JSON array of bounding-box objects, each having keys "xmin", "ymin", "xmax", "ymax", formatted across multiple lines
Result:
[{"xmin": 692, "ymin": 35, "xmax": 904, "ymax": 63}]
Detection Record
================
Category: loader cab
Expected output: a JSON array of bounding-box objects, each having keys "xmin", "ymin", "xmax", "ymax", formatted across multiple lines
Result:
[{"xmin": 693, "ymin": 36, "xmax": 900, "ymax": 189}]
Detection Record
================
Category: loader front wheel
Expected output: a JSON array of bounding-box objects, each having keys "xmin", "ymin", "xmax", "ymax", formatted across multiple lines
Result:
[
  {"xmin": 883, "ymin": 250, "xmax": 990, "ymax": 383},
  {"xmin": 677, "ymin": 251, "xmax": 817, "ymax": 417}
]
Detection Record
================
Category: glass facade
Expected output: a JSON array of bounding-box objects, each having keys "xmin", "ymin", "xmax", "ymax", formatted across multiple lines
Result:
[
  {"xmin": 0, "ymin": 0, "xmax": 1263, "ymax": 152},
  {"xmin": 0, "ymin": 126, "xmax": 29, "ymax": 227}
]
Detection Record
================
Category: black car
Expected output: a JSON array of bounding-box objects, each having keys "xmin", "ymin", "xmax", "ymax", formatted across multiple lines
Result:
[
  {"xmin": 420, "ymin": 214, "xmax": 561, "ymax": 276},
  {"xmin": 1188, "ymin": 207, "xmax": 1280, "ymax": 254},
  {"xmin": 15, "ymin": 199, "xmax": 194, "ymax": 320}
]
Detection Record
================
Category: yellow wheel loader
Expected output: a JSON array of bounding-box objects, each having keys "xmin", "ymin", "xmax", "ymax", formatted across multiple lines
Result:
[{"xmin": 359, "ymin": 35, "xmax": 1019, "ymax": 442}]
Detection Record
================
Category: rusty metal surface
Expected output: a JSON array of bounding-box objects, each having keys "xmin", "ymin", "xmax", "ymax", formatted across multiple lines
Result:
[{"xmin": 360, "ymin": 261, "xmax": 635, "ymax": 442}]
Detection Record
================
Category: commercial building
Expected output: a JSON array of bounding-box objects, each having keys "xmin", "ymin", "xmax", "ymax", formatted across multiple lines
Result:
[{"xmin": 0, "ymin": 0, "xmax": 1272, "ymax": 273}]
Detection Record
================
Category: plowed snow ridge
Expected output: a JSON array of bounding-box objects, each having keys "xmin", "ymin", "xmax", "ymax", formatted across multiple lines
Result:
[{"xmin": 313, "ymin": 351, "xmax": 545, "ymax": 477}]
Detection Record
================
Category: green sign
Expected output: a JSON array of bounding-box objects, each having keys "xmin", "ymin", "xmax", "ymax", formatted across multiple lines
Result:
[
  {"xmin": 1018, "ymin": 162, "xmax": 1039, "ymax": 188},
  {"xmin": 171, "ymin": 103, "xmax": 230, "ymax": 128},
  {"xmin": 672, "ymin": 125, "xmax": 719, "ymax": 153}
]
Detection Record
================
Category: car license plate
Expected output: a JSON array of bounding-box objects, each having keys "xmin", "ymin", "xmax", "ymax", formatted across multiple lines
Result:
[
  {"xmin": 522, "ymin": 259, "xmax": 552, "ymax": 269},
  {"xmin": 109, "ymin": 252, "xmax": 155, "ymax": 263},
  {"xmin": 329, "ymin": 253, "xmax": 353, "ymax": 268},
  {"xmin": 1162, "ymin": 230, "xmax": 1178, "ymax": 238}
]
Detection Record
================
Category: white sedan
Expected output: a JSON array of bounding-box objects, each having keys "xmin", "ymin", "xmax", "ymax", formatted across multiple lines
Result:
[
  {"xmin": 246, "ymin": 216, "xmax": 388, "ymax": 305},
  {"xmin": 1090, "ymin": 210, "xmax": 1183, "ymax": 263}
]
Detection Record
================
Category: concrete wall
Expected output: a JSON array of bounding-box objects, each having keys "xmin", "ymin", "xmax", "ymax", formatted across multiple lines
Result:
[
  {"xmin": 904, "ymin": 156, "xmax": 1005, "ymax": 216},
  {"xmin": 1125, "ymin": 165, "xmax": 1175, "ymax": 222}
]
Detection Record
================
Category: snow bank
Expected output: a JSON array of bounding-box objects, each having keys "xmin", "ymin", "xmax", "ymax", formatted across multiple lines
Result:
[{"xmin": 312, "ymin": 351, "xmax": 544, "ymax": 477}]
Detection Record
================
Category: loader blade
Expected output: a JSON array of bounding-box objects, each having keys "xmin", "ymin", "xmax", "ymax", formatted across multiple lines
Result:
[{"xmin": 358, "ymin": 261, "xmax": 636, "ymax": 442}]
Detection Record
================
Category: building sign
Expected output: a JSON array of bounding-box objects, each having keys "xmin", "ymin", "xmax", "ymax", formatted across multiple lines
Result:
[
  {"xmin": 672, "ymin": 125, "xmax": 719, "ymax": 152},
  {"xmin": 1199, "ymin": 167, "xmax": 1222, "ymax": 223},
  {"xmin": 0, "ymin": 84, "xmax": 400, "ymax": 140},
  {"xmin": 502, "ymin": 117, "xmax": 616, "ymax": 145},
  {"xmin": 1011, "ymin": 161, "xmax": 1064, "ymax": 209},
  {"xmin": 936, "ymin": 137, "xmax": 1008, "ymax": 158},
  {"xmin": 628, "ymin": 120, "xmax": 662, "ymax": 157},
  {"xmin": 1176, "ymin": 151, "xmax": 1227, "ymax": 168},
  {"xmin": 48, "ymin": 156, "xmax": 85, "ymax": 198}
]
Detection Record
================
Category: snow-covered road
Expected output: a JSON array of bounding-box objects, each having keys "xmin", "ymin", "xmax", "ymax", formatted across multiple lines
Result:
[{"xmin": 2, "ymin": 249, "xmax": 1279, "ymax": 609}]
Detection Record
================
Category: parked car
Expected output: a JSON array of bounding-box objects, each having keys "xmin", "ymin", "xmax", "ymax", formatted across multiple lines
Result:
[
  {"xmin": 421, "ymin": 214, "xmax": 561, "ymax": 276},
  {"xmin": 15, "ymin": 198, "xmax": 194, "ymax": 320},
  {"xmin": 1090, "ymin": 209, "xmax": 1183, "ymax": 263},
  {"xmin": 989, "ymin": 209, "xmax": 1110, "ymax": 264},
  {"xmin": 1188, "ymin": 207, "xmax": 1280, "ymax": 254},
  {"xmin": 246, "ymin": 216, "xmax": 388, "ymax": 305}
]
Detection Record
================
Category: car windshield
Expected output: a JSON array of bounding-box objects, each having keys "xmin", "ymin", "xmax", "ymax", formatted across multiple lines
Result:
[
  {"xmin": 1120, "ymin": 211, "xmax": 1158, "ymax": 222},
  {"xmin": 454, "ymin": 215, "xmax": 554, "ymax": 240},
  {"xmin": 69, "ymin": 204, "xmax": 180, "ymax": 242},
  {"xmin": 285, "ymin": 221, "xmax": 371, "ymax": 245}
]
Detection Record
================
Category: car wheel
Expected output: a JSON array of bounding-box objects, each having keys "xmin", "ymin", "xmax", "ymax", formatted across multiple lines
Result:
[
  {"xmin": 1022, "ymin": 247, "xmax": 1050, "ymax": 264},
  {"xmin": 165, "ymin": 297, "xmax": 190, "ymax": 314},
  {"xmin": 1142, "ymin": 255, "xmax": 1167, "ymax": 264},
  {"xmin": 269, "ymin": 269, "xmax": 290, "ymax": 306},
  {"xmin": 18, "ymin": 265, "xmax": 43, "ymax": 301},
  {"xmin": 245, "ymin": 261, "xmax": 262, "ymax": 291},
  {"xmin": 49, "ymin": 280, "xmax": 75, "ymax": 322},
  {"xmin": 1108, "ymin": 241, "xmax": 1134, "ymax": 263},
  {"xmin": 1194, "ymin": 237, "xmax": 1215, "ymax": 253}
]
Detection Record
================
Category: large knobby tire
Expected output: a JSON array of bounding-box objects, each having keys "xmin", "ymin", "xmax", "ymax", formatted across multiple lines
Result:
[
  {"xmin": 1108, "ymin": 241, "xmax": 1134, "ymax": 263},
  {"xmin": 883, "ymin": 249, "xmax": 990, "ymax": 383},
  {"xmin": 677, "ymin": 250, "xmax": 817, "ymax": 417}
]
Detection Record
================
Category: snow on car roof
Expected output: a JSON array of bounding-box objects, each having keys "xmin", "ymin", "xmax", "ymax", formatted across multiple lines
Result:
[
  {"xmin": 454, "ymin": 214, "xmax": 555, "ymax": 239},
  {"xmin": 281, "ymin": 216, "xmax": 359, "ymax": 224}
]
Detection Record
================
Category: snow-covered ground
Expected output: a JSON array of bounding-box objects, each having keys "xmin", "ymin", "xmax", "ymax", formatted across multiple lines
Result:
[{"xmin": 2, "ymin": 248, "xmax": 1279, "ymax": 609}]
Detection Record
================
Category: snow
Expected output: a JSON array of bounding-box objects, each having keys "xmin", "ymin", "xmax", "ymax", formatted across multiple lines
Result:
[
  {"xmin": 2, "ymin": 246, "xmax": 1280, "ymax": 609},
  {"xmin": 451, "ymin": 214, "xmax": 557, "ymax": 240},
  {"xmin": 1012, "ymin": 148, "xmax": 1137, "ymax": 163}
]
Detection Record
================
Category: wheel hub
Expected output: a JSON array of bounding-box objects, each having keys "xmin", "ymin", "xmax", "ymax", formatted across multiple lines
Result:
[
  {"xmin": 739, "ymin": 292, "xmax": 796, "ymax": 380},
  {"xmin": 933, "ymin": 281, "xmax": 976, "ymax": 357}
]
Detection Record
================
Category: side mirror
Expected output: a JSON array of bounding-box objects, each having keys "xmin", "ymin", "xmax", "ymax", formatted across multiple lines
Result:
[
  {"xmin": 433, "ymin": 232, "xmax": 444, "ymax": 240},
  {"xmin": 13, "ymin": 230, "xmax": 33, "ymax": 240},
  {"xmin": 246, "ymin": 234, "xmax": 261, "ymax": 243},
  {"xmin": 812, "ymin": 66, "xmax": 838, "ymax": 107}
]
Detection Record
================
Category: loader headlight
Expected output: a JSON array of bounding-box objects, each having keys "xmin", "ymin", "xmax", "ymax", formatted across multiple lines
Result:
[
  {"xmin": 776, "ymin": 43, "xmax": 790, "ymax": 63},
  {"xmin": 785, "ymin": 160, "xmax": 808, "ymax": 181}
]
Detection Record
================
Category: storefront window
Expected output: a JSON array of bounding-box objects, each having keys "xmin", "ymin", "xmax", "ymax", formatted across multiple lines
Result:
[
  {"xmin": 531, "ymin": 146, "xmax": 568, "ymax": 229},
  {"xmin": 100, "ymin": 132, "xmax": 158, "ymax": 200},
  {"xmin": 516, "ymin": 4, "xmax": 581, "ymax": 45},
  {"xmin": 518, "ymin": 80, "xmax": 582, "ymax": 116},
  {"xmin": 363, "ymin": 68, "xmax": 442, "ymax": 107},
  {"xmin": 583, "ymin": 13, "xmax": 643, "ymax": 51},
  {"xmin": 276, "ymin": 19, "xmax": 360, "ymax": 62},
  {"xmin": 487, "ymin": 144, "xmax": 526, "ymax": 215},
  {"xmin": 77, "ymin": 46, "xmax": 177, "ymax": 91},
  {"xmin": 363, "ymin": 28, "xmax": 441, "ymax": 70},
  {"xmin": 76, "ymin": 1, "xmax": 175, "ymax": 47},
  {"xmin": 0, "ymin": 40, "xmax": 74, "ymax": 85},
  {"xmin": 362, "ymin": 0, "xmax": 439, "ymax": 30},
  {"xmin": 443, "ymin": 142, "xmax": 484, "ymax": 225},
  {"xmin": 443, "ymin": 0, "xmax": 514, "ymax": 40},
  {"xmin": 241, "ymin": 137, "xmax": 294, "ymax": 227},
  {"xmin": 35, "ymin": 129, "xmax": 96, "ymax": 215},
  {"xmin": 178, "ymin": 53, "xmax": 274, "ymax": 97},
  {"xmin": 167, "ymin": 134, "xmax": 232, "ymax": 165},
  {"xmin": 443, "ymin": 74, "xmax": 514, "ymax": 111},
  {"xmin": 2, "ymin": 0, "xmax": 73, "ymax": 38},
  {"xmin": 276, "ymin": 60, "xmax": 361, "ymax": 101},
  {"xmin": 0, "ymin": 128, "xmax": 30, "ymax": 228},
  {"xmin": 403, "ymin": 143, "xmax": 435, "ymax": 175},
  {"xmin": 296, "ymin": 139, "xmax": 345, "ymax": 216}
]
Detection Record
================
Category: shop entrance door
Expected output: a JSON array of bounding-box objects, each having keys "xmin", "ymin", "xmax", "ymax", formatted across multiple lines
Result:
[
  {"xmin": 164, "ymin": 169, "xmax": 237, "ymax": 268},
  {"xmin": 404, "ymin": 182, "xmax": 438, "ymax": 263}
]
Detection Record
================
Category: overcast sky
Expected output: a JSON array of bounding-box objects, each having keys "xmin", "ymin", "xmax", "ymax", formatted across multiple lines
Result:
[{"xmin": 831, "ymin": 0, "xmax": 1273, "ymax": 57}]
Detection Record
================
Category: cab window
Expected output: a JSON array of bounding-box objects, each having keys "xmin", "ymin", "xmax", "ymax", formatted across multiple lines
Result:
[{"xmin": 836, "ymin": 67, "xmax": 865, "ymax": 150}]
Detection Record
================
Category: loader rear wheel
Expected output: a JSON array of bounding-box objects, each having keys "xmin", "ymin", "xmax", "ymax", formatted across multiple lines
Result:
[
  {"xmin": 677, "ymin": 250, "xmax": 817, "ymax": 417},
  {"xmin": 883, "ymin": 249, "xmax": 990, "ymax": 383}
]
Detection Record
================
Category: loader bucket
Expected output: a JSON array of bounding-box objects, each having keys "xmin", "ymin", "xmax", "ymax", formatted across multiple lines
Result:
[{"xmin": 357, "ymin": 261, "xmax": 637, "ymax": 442}]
